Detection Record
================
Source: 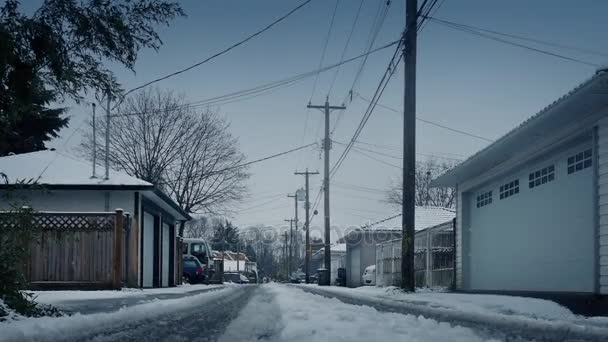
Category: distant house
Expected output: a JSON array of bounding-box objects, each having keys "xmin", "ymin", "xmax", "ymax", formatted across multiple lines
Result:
[
  {"xmin": 345, "ymin": 207, "xmax": 455, "ymax": 287},
  {"xmin": 432, "ymin": 69, "xmax": 608, "ymax": 295},
  {"xmin": 0, "ymin": 150, "xmax": 191, "ymax": 288}
]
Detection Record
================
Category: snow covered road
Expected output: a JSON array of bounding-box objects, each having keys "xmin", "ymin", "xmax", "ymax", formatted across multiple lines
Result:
[
  {"xmin": 222, "ymin": 283, "xmax": 497, "ymax": 342},
  {"xmin": 5, "ymin": 284, "xmax": 604, "ymax": 341}
]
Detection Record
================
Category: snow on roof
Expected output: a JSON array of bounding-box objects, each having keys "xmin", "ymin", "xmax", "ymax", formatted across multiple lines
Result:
[
  {"xmin": 362, "ymin": 206, "xmax": 455, "ymax": 232},
  {"xmin": 0, "ymin": 150, "xmax": 151, "ymax": 187}
]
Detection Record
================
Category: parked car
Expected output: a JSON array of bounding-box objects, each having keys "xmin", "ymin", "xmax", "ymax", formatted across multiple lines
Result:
[
  {"xmin": 182, "ymin": 238, "xmax": 215, "ymax": 282},
  {"xmin": 362, "ymin": 265, "xmax": 376, "ymax": 286},
  {"xmin": 224, "ymin": 272, "xmax": 250, "ymax": 284},
  {"xmin": 183, "ymin": 256, "xmax": 205, "ymax": 284}
]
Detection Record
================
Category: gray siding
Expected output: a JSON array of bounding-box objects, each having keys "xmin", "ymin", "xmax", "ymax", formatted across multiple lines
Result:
[{"xmin": 597, "ymin": 118, "xmax": 608, "ymax": 294}]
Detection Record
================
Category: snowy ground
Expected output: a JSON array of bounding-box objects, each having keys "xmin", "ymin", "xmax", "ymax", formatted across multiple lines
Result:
[
  {"xmin": 221, "ymin": 284, "xmax": 497, "ymax": 342},
  {"xmin": 306, "ymin": 285, "xmax": 576, "ymax": 321},
  {"xmin": 2, "ymin": 284, "xmax": 608, "ymax": 341},
  {"xmin": 29, "ymin": 283, "xmax": 223, "ymax": 305},
  {"xmin": 296, "ymin": 285, "xmax": 608, "ymax": 341},
  {"xmin": 0, "ymin": 286, "xmax": 241, "ymax": 342}
]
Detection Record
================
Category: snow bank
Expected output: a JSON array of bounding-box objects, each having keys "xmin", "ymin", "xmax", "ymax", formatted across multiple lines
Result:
[
  {"xmin": 0, "ymin": 287, "xmax": 235, "ymax": 342},
  {"xmin": 222, "ymin": 284, "xmax": 496, "ymax": 342},
  {"xmin": 30, "ymin": 284, "xmax": 222, "ymax": 305},
  {"xmin": 299, "ymin": 285, "xmax": 608, "ymax": 340},
  {"xmin": 330, "ymin": 285, "xmax": 575, "ymax": 321}
]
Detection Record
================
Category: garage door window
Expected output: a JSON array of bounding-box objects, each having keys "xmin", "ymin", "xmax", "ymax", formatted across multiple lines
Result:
[
  {"xmin": 499, "ymin": 179, "xmax": 519, "ymax": 199},
  {"xmin": 476, "ymin": 191, "xmax": 492, "ymax": 208},
  {"xmin": 529, "ymin": 165, "xmax": 555, "ymax": 189},
  {"xmin": 567, "ymin": 149, "xmax": 592, "ymax": 174}
]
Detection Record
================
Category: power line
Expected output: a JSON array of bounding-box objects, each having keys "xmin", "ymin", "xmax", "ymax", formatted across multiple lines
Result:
[
  {"xmin": 337, "ymin": 139, "xmax": 465, "ymax": 162},
  {"xmin": 209, "ymin": 143, "xmax": 318, "ymax": 176},
  {"xmin": 427, "ymin": 16, "xmax": 608, "ymax": 59},
  {"xmin": 121, "ymin": 0, "xmax": 314, "ymax": 100},
  {"xmin": 309, "ymin": 0, "xmax": 341, "ymax": 103},
  {"xmin": 426, "ymin": 16, "xmax": 600, "ymax": 67},
  {"xmin": 330, "ymin": 38, "xmax": 403, "ymax": 179},
  {"xmin": 355, "ymin": 93, "xmax": 493, "ymax": 142},
  {"xmin": 158, "ymin": 142, "xmax": 319, "ymax": 186},
  {"xmin": 327, "ymin": 0, "xmax": 365, "ymax": 95},
  {"xmin": 332, "ymin": 181, "xmax": 386, "ymax": 194},
  {"xmin": 106, "ymin": 40, "xmax": 401, "ymax": 119},
  {"xmin": 237, "ymin": 196, "xmax": 286, "ymax": 213},
  {"xmin": 350, "ymin": 147, "xmax": 402, "ymax": 169}
]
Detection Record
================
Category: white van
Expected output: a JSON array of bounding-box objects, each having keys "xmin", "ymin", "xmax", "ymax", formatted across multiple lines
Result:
[{"xmin": 182, "ymin": 238, "xmax": 214, "ymax": 281}]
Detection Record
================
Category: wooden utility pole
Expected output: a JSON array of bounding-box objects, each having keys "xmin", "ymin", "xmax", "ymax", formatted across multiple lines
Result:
[
  {"xmin": 295, "ymin": 169, "xmax": 319, "ymax": 283},
  {"xmin": 283, "ymin": 231, "xmax": 289, "ymax": 279},
  {"xmin": 288, "ymin": 192, "xmax": 300, "ymax": 269},
  {"xmin": 307, "ymin": 98, "xmax": 345, "ymax": 286},
  {"xmin": 402, "ymin": 0, "xmax": 417, "ymax": 291},
  {"xmin": 284, "ymin": 218, "xmax": 295, "ymax": 276}
]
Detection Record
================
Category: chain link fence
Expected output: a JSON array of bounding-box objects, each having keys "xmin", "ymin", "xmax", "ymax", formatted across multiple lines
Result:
[{"xmin": 376, "ymin": 221, "xmax": 454, "ymax": 288}]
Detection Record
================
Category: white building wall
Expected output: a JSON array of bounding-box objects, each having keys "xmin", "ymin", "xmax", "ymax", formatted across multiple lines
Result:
[
  {"xmin": 162, "ymin": 222, "xmax": 170, "ymax": 287},
  {"xmin": 463, "ymin": 140, "xmax": 595, "ymax": 293},
  {"xmin": 455, "ymin": 185, "xmax": 463, "ymax": 289},
  {"xmin": 142, "ymin": 211, "xmax": 155, "ymax": 288},
  {"xmin": 597, "ymin": 118, "xmax": 608, "ymax": 294}
]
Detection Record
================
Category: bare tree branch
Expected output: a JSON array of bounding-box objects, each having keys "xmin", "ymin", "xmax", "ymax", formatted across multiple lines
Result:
[
  {"xmin": 79, "ymin": 88, "xmax": 250, "ymax": 232},
  {"xmin": 385, "ymin": 158, "xmax": 456, "ymax": 208}
]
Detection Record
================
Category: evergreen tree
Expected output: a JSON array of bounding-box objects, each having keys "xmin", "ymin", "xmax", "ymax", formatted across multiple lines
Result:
[
  {"xmin": 0, "ymin": 0, "xmax": 184, "ymax": 155},
  {"xmin": 211, "ymin": 220, "xmax": 240, "ymax": 251}
]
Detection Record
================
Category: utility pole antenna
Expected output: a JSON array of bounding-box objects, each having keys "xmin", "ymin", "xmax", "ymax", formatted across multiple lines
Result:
[
  {"xmin": 104, "ymin": 89, "xmax": 111, "ymax": 180},
  {"xmin": 284, "ymin": 218, "xmax": 295, "ymax": 277},
  {"xmin": 91, "ymin": 103, "xmax": 97, "ymax": 178},
  {"xmin": 402, "ymin": 0, "xmax": 418, "ymax": 292},
  {"xmin": 295, "ymin": 169, "xmax": 319, "ymax": 283},
  {"xmin": 308, "ymin": 98, "xmax": 345, "ymax": 286}
]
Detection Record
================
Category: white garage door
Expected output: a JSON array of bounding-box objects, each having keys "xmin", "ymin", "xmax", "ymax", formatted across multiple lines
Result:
[
  {"xmin": 467, "ymin": 145, "xmax": 595, "ymax": 293},
  {"xmin": 162, "ymin": 222, "xmax": 170, "ymax": 287},
  {"xmin": 143, "ymin": 211, "xmax": 155, "ymax": 288}
]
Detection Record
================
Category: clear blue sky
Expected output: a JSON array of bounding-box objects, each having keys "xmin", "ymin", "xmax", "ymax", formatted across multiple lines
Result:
[{"xmin": 43, "ymin": 0, "xmax": 608, "ymax": 230}]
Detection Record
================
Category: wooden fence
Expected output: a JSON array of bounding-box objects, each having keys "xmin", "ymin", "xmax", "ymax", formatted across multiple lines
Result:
[{"xmin": 0, "ymin": 209, "xmax": 130, "ymax": 290}]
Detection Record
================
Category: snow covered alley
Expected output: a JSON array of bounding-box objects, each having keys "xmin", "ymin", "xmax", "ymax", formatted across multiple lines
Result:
[
  {"xmin": 3, "ymin": 284, "xmax": 608, "ymax": 341},
  {"xmin": 221, "ymin": 284, "xmax": 497, "ymax": 342}
]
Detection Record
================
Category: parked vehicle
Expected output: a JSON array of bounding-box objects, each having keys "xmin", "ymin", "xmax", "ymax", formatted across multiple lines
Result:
[
  {"xmin": 183, "ymin": 256, "xmax": 205, "ymax": 284},
  {"xmin": 362, "ymin": 265, "xmax": 376, "ymax": 286},
  {"xmin": 183, "ymin": 238, "xmax": 215, "ymax": 282},
  {"xmin": 289, "ymin": 271, "xmax": 305, "ymax": 283},
  {"xmin": 224, "ymin": 272, "xmax": 250, "ymax": 284}
]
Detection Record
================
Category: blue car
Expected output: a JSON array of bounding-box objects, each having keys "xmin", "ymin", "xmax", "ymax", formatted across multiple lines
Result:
[{"xmin": 183, "ymin": 256, "xmax": 205, "ymax": 284}]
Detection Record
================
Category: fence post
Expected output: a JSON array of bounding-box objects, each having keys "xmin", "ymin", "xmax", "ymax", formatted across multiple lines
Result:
[{"xmin": 113, "ymin": 209, "xmax": 124, "ymax": 290}]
